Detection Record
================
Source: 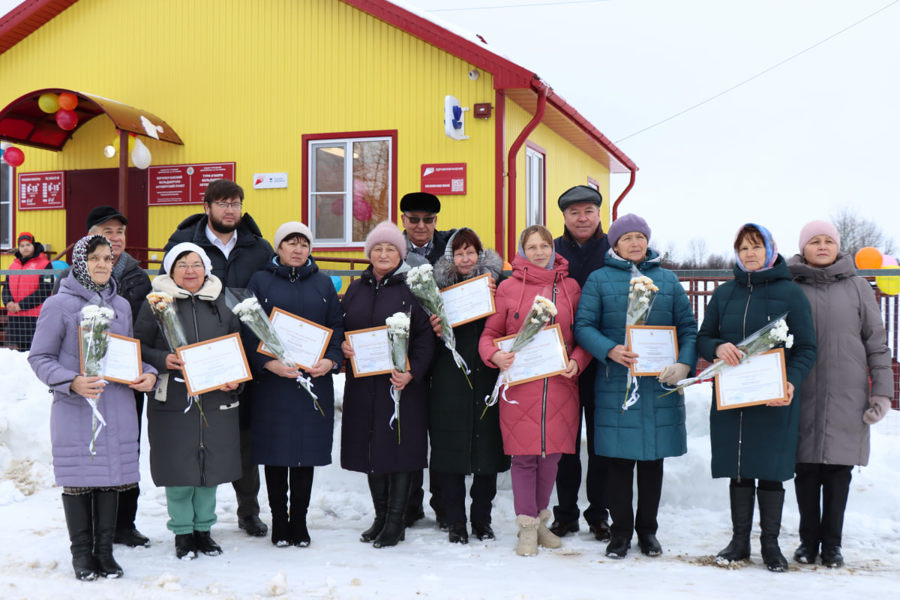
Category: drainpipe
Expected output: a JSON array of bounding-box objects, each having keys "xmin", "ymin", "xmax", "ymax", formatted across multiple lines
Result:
[
  {"xmin": 506, "ymin": 79, "xmax": 549, "ymax": 260},
  {"xmin": 611, "ymin": 168, "xmax": 636, "ymax": 221}
]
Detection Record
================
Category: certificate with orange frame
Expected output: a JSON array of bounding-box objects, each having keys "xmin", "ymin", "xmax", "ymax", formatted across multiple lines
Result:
[
  {"xmin": 176, "ymin": 333, "xmax": 252, "ymax": 396},
  {"xmin": 715, "ymin": 348, "xmax": 788, "ymax": 410},
  {"xmin": 494, "ymin": 324, "xmax": 569, "ymax": 386},
  {"xmin": 626, "ymin": 325, "xmax": 678, "ymax": 376},
  {"xmin": 345, "ymin": 325, "xmax": 410, "ymax": 378},
  {"xmin": 440, "ymin": 273, "xmax": 495, "ymax": 327},
  {"xmin": 257, "ymin": 307, "xmax": 333, "ymax": 370}
]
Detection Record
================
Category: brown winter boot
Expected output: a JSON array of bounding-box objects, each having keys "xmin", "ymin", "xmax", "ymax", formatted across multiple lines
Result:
[
  {"xmin": 537, "ymin": 509, "xmax": 562, "ymax": 548},
  {"xmin": 515, "ymin": 515, "xmax": 539, "ymax": 556}
]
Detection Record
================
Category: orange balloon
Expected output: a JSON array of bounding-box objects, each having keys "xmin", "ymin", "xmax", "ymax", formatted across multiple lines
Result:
[
  {"xmin": 58, "ymin": 92, "xmax": 78, "ymax": 111},
  {"xmin": 855, "ymin": 246, "xmax": 883, "ymax": 270}
]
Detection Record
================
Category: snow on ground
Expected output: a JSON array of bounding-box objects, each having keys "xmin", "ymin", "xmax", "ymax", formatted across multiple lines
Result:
[{"xmin": 1, "ymin": 347, "xmax": 899, "ymax": 599}]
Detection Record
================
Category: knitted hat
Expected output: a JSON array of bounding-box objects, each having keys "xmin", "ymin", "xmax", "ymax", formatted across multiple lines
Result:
[
  {"xmin": 400, "ymin": 192, "xmax": 441, "ymax": 214},
  {"xmin": 163, "ymin": 242, "xmax": 213, "ymax": 275},
  {"xmin": 364, "ymin": 221, "xmax": 407, "ymax": 260},
  {"xmin": 17, "ymin": 232, "xmax": 34, "ymax": 244},
  {"xmin": 607, "ymin": 213, "xmax": 651, "ymax": 248},
  {"xmin": 557, "ymin": 185, "xmax": 603, "ymax": 211},
  {"xmin": 273, "ymin": 221, "xmax": 313, "ymax": 250},
  {"xmin": 798, "ymin": 220, "xmax": 840, "ymax": 253}
]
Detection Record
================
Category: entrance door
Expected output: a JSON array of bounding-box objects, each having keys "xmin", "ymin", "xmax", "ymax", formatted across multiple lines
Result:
[{"xmin": 65, "ymin": 168, "xmax": 148, "ymax": 262}]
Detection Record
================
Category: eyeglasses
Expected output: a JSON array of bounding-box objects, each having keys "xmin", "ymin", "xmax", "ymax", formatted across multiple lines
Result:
[
  {"xmin": 211, "ymin": 200, "xmax": 242, "ymax": 210},
  {"xmin": 404, "ymin": 214, "xmax": 436, "ymax": 224},
  {"xmin": 173, "ymin": 262, "xmax": 204, "ymax": 271}
]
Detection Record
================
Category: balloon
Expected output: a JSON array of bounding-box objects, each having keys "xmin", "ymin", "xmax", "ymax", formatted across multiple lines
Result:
[
  {"xmin": 855, "ymin": 247, "xmax": 883, "ymax": 270},
  {"xmin": 3, "ymin": 146, "xmax": 24, "ymax": 167},
  {"xmin": 883, "ymin": 255, "xmax": 898, "ymax": 267},
  {"xmin": 37, "ymin": 92, "xmax": 59, "ymax": 113},
  {"xmin": 111, "ymin": 134, "xmax": 136, "ymax": 155},
  {"xmin": 876, "ymin": 265, "xmax": 900, "ymax": 295},
  {"xmin": 103, "ymin": 145, "xmax": 116, "ymax": 158},
  {"xmin": 57, "ymin": 92, "xmax": 78, "ymax": 111},
  {"xmin": 51, "ymin": 260, "xmax": 69, "ymax": 275},
  {"xmin": 330, "ymin": 198, "xmax": 344, "ymax": 216},
  {"xmin": 330, "ymin": 275, "xmax": 343, "ymax": 293},
  {"xmin": 502, "ymin": 261, "xmax": 512, "ymax": 271},
  {"xmin": 55, "ymin": 108, "xmax": 78, "ymax": 131},
  {"xmin": 131, "ymin": 137, "xmax": 151, "ymax": 169},
  {"xmin": 352, "ymin": 197, "xmax": 373, "ymax": 222}
]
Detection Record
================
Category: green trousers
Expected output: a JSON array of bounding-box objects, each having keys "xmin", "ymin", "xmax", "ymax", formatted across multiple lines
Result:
[{"xmin": 165, "ymin": 486, "xmax": 218, "ymax": 535}]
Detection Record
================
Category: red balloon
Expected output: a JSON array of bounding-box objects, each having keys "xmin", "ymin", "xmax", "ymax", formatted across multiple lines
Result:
[
  {"xmin": 58, "ymin": 92, "xmax": 78, "ymax": 111},
  {"xmin": 55, "ymin": 108, "xmax": 79, "ymax": 131},
  {"xmin": 353, "ymin": 197, "xmax": 373, "ymax": 222},
  {"xmin": 3, "ymin": 146, "xmax": 24, "ymax": 167}
]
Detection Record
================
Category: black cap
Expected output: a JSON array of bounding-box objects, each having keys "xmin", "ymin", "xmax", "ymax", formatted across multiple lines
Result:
[
  {"xmin": 86, "ymin": 206, "xmax": 128, "ymax": 230},
  {"xmin": 400, "ymin": 192, "xmax": 441, "ymax": 214},
  {"xmin": 557, "ymin": 185, "xmax": 603, "ymax": 211}
]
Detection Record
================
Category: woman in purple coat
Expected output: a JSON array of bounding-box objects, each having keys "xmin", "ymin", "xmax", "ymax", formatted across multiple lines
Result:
[{"xmin": 28, "ymin": 234, "xmax": 157, "ymax": 581}]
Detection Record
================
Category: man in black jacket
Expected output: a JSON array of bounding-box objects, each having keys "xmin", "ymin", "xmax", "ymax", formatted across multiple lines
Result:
[
  {"xmin": 549, "ymin": 185, "xmax": 611, "ymax": 542},
  {"xmin": 162, "ymin": 179, "xmax": 274, "ymax": 538}
]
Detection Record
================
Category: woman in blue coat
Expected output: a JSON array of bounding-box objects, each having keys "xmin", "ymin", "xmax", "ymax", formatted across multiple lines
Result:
[
  {"xmin": 696, "ymin": 223, "xmax": 817, "ymax": 572},
  {"xmin": 575, "ymin": 214, "xmax": 697, "ymax": 559},
  {"xmin": 245, "ymin": 222, "xmax": 344, "ymax": 548}
]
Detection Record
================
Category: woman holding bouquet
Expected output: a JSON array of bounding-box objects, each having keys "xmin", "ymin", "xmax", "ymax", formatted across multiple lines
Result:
[
  {"xmin": 134, "ymin": 242, "xmax": 242, "ymax": 560},
  {"xmin": 478, "ymin": 224, "xmax": 590, "ymax": 557},
  {"xmin": 696, "ymin": 223, "xmax": 817, "ymax": 572},
  {"xmin": 429, "ymin": 227, "xmax": 509, "ymax": 544},
  {"xmin": 787, "ymin": 221, "xmax": 892, "ymax": 568},
  {"xmin": 574, "ymin": 214, "xmax": 697, "ymax": 559},
  {"xmin": 340, "ymin": 221, "xmax": 435, "ymax": 548},
  {"xmin": 244, "ymin": 222, "xmax": 344, "ymax": 548},
  {"xmin": 28, "ymin": 234, "xmax": 157, "ymax": 580}
]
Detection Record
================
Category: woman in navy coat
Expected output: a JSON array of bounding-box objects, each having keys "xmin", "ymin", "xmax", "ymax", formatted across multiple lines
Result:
[{"xmin": 245, "ymin": 222, "xmax": 344, "ymax": 548}]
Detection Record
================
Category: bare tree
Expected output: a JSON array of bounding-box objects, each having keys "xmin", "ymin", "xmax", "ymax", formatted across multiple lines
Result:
[{"xmin": 831, "ymin": 208, "xmax": 895, "ymax": 257}]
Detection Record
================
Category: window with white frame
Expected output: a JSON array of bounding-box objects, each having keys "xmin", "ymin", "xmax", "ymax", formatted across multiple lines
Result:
[
  {"xmin": 525, "ymin": 146, "xmax": 545, "ymax": 226},
  {"xmin": 0, "ymin": 162, "xmax": 11, "ymax": 249},
  {"xmin": 308, "ymin": 135, "xmax": 392, "ymax": 246}
]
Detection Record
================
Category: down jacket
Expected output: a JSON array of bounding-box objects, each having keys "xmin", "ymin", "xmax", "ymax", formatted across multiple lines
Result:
[
  {"xmin": 478, "ymin": 253, "xmax": 590, "ymax": 456},
  {"xmin": 134, "ymin": 274, "xmax": 242, "ymax": 488},
  {"xmin": 28, "ymin": 276, "xmax": 155, "ymax": 488},
  {"xmin": 788, "ymin": 252, "xmax": 893, "ymax": 466},
  {"xmin": 244, "ymin": 256, "xmax": 344, "ymax": 467},
  {"xmin": 574, "ymin": 249, "xmax": 697, "ymax": 461},
  {"xmin": 340, "ymin": 263, "xmax": 436, "ymax": 474},
  {"xmin": 2, "ymin": 243, "xmax": 52, "ymax": 318},
  {"xmin": 697, "ymin": 256, "xmax": 817, "ymax": 482}
]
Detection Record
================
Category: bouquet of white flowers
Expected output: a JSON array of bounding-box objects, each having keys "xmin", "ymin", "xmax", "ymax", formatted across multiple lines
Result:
[
  {"xmin": 481, "ymin": 295, "xmax": 557, "ymax": 419},
  {"xmin": 661, "ymin": 313, "xmax": 794, "ymax": 396},
  {"xmin": 79, "ymin": 304, "xmax": 114, "ymax": 457},
  {"xmin": 228, "ymin": 290, "xmax": 324, "ymax": 416},
  {"xmin": 386, "ymin": 312, "xmax": 410, "ymax": 443},
  {"xmin": 622, "ymin": 268, "xmax": 660, "ymax": 411},
  {"xmin": 405, "ymin": 263, "xmax": 472, "ymax": 388}
]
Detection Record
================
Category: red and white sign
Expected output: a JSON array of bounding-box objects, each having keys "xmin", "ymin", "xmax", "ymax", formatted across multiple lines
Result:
[
  {"xmin": 421, "ymin": 163, "xmax": 466, "ymax": 195},
  {"xmin": 148, "ymin": 162, "xmax": 236, "ymax": 206},
  {"xmin": 18, "ymin": 171, "xmax": 65, "ymax": 211}
]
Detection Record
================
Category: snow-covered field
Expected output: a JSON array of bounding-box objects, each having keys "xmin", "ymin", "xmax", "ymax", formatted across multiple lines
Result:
[{"xmin": 1, "ymin": 347, "xmax": 898, "ymax": 599}]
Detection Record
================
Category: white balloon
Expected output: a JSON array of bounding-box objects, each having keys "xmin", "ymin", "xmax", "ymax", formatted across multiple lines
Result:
[
  {"xmin": 103, "ymin": 145, "xmax": 116, "ymax": 159},
  {"xmin": 131, "ymin": 138, "xmax": 151, "ymax": 169}
]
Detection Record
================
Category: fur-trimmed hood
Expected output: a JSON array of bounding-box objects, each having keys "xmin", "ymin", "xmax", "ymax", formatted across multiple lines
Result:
[{"xmin": 433, "ymin": 228, "xmax": 503, "ymax": 288}]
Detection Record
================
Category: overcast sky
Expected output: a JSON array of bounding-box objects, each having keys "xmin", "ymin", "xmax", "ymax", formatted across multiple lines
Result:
[{"xmin": 3, "ymin": 0, "xmax": 897, "ymax": 259}]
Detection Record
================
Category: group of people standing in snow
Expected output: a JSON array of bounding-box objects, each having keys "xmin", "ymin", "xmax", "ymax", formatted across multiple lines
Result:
[{"xmin": 18, "ymin": 178, "xmax": 893, "ymax": 581}]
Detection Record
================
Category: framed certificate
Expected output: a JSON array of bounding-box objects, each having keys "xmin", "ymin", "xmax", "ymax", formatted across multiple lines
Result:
[
  {"xmin": 715, "ymin": 348, "xmax": 788, "ymax": 410},
  {"xmin": 494, "ymin": 323, "xmax": 569, "ymax": 386},
  {"xmin": 79, "ymin": 329, "xmax": 143, "ymax": 384},
  {"xmin": 257, "ymin": 307, "xmax": 333, "ymax": 371},
  {"xmin": 176, "ymin": 333, "xmax": 252, "ymax": 396},
  {"xmin": 440, "ymin": 273, "xmax": 496, "ymax": 327},
  {"xmin": 345, "ymin": 325, "xmax": 409, "ymax": 378},
  {"xmin": 626, "ymin": 325, "xmax": 678, "ymax": 376}
]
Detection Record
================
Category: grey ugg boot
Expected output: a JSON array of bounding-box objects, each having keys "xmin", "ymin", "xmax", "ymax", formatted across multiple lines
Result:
[
  {"xmin": 515, "ymin": 515, "xmax": 539, "ymax": 557},
  {"xmin": 537, "ymin": 509, "xmax": 562, "ymax": 548}
]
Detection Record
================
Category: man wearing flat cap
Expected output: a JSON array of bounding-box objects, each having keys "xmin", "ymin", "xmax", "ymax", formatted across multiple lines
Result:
[{"xmin": 549, "ymin": 184, "xmax": 612, "ymax": 543}]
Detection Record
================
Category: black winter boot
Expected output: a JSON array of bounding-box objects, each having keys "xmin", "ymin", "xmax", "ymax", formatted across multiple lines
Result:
[
  {"xmin": 61, "ymin": 493, "xmax": 98, "ymax": 581},
  {"xmin": 716, "ymin": 483, "xmax": 754, "ymax": 564},
  {"xmin": 265, "ymin": 467, "xmax": 290, "ymax": 547},
  {"xmin": 374, "ymin": 472, "xmax": 411, "ymax": 548},
  {"xmin": 289, "ymin": 467, "xmax": 314, "ymax": 547},
  {"xmin": 361, "ymin": 474, "xmax": 389, "ymax": 542},
  {"xmin": 757, "ymin": 488, "xmax": 788, "ymax": 573},
  {"xmin": 93, "ymin": 491, "xmax": 124, "ymax": 578},
  {"xmin": 114, "ymin": 485, "xmax": 150, "ymax": 547}
]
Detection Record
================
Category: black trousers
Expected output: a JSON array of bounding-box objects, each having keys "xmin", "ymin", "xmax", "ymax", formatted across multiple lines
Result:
[
  {"xmin": 116, "ymin": 390, "xmax": 144, "ymax": 531},
  {"xmin": 794, "ymin": 462, "xmax": 852, "ymax": 548},
  {"xmin": 605, "ymin": 457, "xmax": 663, "ymax": 539},
  {"xmin": 432, "ymin": 471, "xmax": 497, "ymax": 526},
  {"xmin": 232, "ymin": 427, "xmax": 261, "ymax": 519}
]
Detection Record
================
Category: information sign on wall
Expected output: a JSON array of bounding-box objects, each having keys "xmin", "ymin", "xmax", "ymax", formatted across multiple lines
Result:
[
  {"xmin": 18, "ymin": 171, "xmax": 65, "ymax": 211},
  {"xmin": 421, "ymin": 163, "xmax": 466, "ymax": 195},
  {"xmin": 148, "ymin": 162, "xmax": 236, "ymax": 205}
]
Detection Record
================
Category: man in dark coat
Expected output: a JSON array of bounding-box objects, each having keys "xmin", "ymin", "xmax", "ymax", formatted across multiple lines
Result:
[
  {"xmin": 398, "ymin": 192, "xmax": 456, "ymax": 526},
  {"xmin": 549, "ymin": 185, "xmax": 612, "ymax": 541},
  {"xmin": 161, "ymin": 179, "xmax": 274, "ymax": 538}
]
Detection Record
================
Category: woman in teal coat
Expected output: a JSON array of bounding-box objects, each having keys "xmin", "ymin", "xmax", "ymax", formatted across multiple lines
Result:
[
  {"xmin": 696, "ymin": 223, "xmax": 817, "ymax": 572},
  {"xmin": 575, "ymin": 214, "xmax": 697, "ymax": 560}
]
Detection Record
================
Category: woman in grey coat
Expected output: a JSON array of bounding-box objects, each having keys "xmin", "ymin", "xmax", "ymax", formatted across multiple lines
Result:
[
  {"xmin": 28, "ymin": 234, "xmax": 157, "ymax": 580},
  {"xmin": 134, "ymin": 242, "xmax": 243, "ymax": 560},
  {"xmin": 787, "ymin": 220, "xmax": 893, "ymax": 568}
]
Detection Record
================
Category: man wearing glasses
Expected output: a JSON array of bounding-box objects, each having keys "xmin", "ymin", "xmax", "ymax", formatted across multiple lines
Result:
[
  {"xmin": 162, "ymin": 178, "xmax": 274, "ymax": 539},
  {"xmin": 400, "ymin": 192, "xmax": 455, "ymax": 267}
]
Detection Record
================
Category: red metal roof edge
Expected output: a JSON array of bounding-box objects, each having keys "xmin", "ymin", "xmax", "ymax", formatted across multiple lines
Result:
[{"xmin": 0, "ymin": 0, "xmax": 78, "ymax": 54}]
